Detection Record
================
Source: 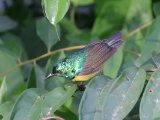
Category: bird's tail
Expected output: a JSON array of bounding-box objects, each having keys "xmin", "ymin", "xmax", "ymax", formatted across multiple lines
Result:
[{"xmin": 104, "ymin": 32, "xmax": 123, "ymax": 48}]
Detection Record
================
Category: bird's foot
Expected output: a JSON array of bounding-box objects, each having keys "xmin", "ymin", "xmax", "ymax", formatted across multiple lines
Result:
[{"xmin": 77, "ymin": 82, "xmax": 86, "ymax": 91}]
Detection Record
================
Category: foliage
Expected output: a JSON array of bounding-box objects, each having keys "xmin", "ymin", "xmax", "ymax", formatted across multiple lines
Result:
[{"xmin": 0, "ymin": 0, "xmax": 160, "ymax": 120}]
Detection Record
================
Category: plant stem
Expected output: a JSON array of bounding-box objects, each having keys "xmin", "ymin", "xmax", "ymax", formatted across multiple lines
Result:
[
  {"xmin": 0, "ymin": 21, "xmax": 152, "ymax": 77},
  {"xmin": 126, "ymin": 21, "xmax": 152, "ymax": 38},
  {"xmin": 0, "ymin": 45, "xmax": 85, "ymax": 77}
]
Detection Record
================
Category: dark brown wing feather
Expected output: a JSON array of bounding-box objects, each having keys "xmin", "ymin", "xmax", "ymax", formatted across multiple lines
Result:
[
  {"xmin": 79, "ymin": 43, "xmax": 116, "ymax": 75},
  {"xmin": 79, "ymin": 32, "xmax": 123, "ymax": 76}
]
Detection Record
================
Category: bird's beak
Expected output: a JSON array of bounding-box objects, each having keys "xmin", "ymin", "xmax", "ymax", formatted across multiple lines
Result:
[{"xmin": 45, "ymin": 73, "xmax": 55, "ymax": 80}]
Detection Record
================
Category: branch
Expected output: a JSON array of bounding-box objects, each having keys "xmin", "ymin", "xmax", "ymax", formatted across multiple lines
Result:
[
  {"xmin": 0, "ymin": 45, "xmax": 85, "ymax": 77},
  {"xmin": 0, "ymin": 21, "xmax": 152, "ymax": 77},
  {"xmin": 126, "ymin": 21, "xmax": 152, "ymax": 38}
]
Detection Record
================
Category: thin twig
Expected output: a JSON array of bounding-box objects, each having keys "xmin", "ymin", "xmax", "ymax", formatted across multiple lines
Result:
[
  {"xmin": 0, "ymin": 45, "xmax": 85, "ymax": 77},
  {"xmin": 126, "ymin": 21, "xmax": 152, "ymax": 38},
  {"xmin": 146, "ymin": 67, "xmax": 158, "ymax": 72},
  {"xmin": 0, "ymin": 21, "xmax": 152, "ymax": 77},
  {"xmin": 123, "ymin": 48, "xmax": 141, "ymax": 57}
]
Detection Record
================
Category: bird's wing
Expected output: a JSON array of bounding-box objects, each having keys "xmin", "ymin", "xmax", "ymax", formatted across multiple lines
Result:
[
  {"xmin": 78, "ymin": 32, "xmax": 123, "ymax": 76},
  {"xmin": 79, "ymin": 42, "xmax": 116, "ymax": 75}
]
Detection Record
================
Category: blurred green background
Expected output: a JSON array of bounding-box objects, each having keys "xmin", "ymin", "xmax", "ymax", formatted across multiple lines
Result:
[{"xmin": 0, "ymin": 0, "xmax": 160, "ymax": 120}]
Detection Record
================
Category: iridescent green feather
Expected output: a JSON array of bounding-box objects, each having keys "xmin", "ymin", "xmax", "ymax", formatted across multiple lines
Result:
[{"xmin": 56, "ymin": 49, "xmax": 87, "ymax": 79}]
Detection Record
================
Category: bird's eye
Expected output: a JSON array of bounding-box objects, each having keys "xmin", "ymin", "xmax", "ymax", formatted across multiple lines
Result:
[{"xmin": 52, "ymin": 66, "xmax": 58, "ymax": 74}]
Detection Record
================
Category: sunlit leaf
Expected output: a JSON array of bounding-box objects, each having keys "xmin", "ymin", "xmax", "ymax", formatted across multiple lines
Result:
[{"xmin": 42, "ymin": 0, "xmax": 70, "ymax": 25}]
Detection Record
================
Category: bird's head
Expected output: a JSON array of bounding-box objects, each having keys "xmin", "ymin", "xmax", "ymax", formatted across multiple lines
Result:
[{"xmin": 45, "ymin": 65, "xmax": 60, "ymax": 79}]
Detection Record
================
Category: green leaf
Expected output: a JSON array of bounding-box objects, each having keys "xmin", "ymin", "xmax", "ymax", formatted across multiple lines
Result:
[
  {"xmin": 123, "ymin": 0, "xmax": 152, "ymax": 32},
  {"xmin": 65, "ymin": 91, "xmax": 83, "ymax": 116},
  {"xmin": 71, "ymin": 0, "xmax": 94, "ymax": 6},
  {"xmin": 135, "ymin": 16, "xmax": 160, "ymax": 67},
  {"xmin": 79, "ymin": 76, "xmax": 115, "ymax": 120},
  {"xmin": 9, "ymin": 88, "xmax": 47, "ymax": 120},
  {"xmin": 61, "ymin": 18, "xmax": 80, "ymax": 36},
  {"xmin": 45, "ymin": 76, "xmax": 65, "ymax": 91},
  {"xmin": 45, "ymin": 53, "xmax": 61, "ymax": 75},
  {"xmin": 140, "ymin": 68, "xmax": 160, "ymax": 120},
  {"xmin": 0, "ymin": 51, "xmax": 24, "ymax": 103},
  {"xmin": 79, "ymin": 67, "xmax": 146, "ymax": 120},
  {"xmin": 36, "ymin": 17, "xmax": 60, "ymax": 50},
  {"xmin": 92, "ymin": 0, "xmax": 131, "ymax": 37},
  {"xmin": 153, "ymin": 1, "xmax": 160, "ymax": 17},
  {"xmin": 92, "ymin": 0, "xmax": 152, "ymax": 37},
  {"xmin": 55, "ymin": 105, "xmax": 78, "ymax": 120},
  {"xmin": 45, "ymin": 52, "xmax": 66, "ymax": 91},
  {"xmin": 0, "ymin": 101, "xmax": 14, "ymax": 120},
  {"xmin": 0, "ymin": 16, "xmax": 18, "ymax": 32},
  {"xmin": 152, "ymin": 52, "xmax": 160, "ymax": 68},
  {"xmin": 27, "ymin": 63, "xmax": 45, "ymax": 89},
  {"xmin": 1, "ymin": 33, "xmax": 24, "ymax": 59},
  {"xmin": 10, "ymin": 86, "xmax": 76, "ymax": 120},
  {"xmin": 42, "ymin": 0, "xmax": 70, "ymax": 25},
  {"xmin": 103, "ymin": 47, "xmax": 123, "ymax": 78}
]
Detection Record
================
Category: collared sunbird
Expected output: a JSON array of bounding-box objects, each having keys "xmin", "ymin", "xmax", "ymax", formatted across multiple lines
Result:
[{"xmin": 46, "ymin": 32, "xmax": 123, "ymax": 81}]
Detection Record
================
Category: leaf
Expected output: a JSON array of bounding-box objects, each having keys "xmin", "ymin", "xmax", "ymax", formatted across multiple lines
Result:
[
  {"xmin": 65, "ymin": 91, "xmax": 83, "ymax": 116},
  {"xmin": 71, "ymin": 0, "xmax": 94, "ymax": 6},
  {"xmin": 55, "ymin": 106, "xmax": 78, "ymax": 120},
  {"xmin": 0, "ymin": 77, "xmax": 8, "ymax": 103},
  {"xmin": 1, "ymin": 33, "xmax": 23, "ymax": 59},
  {"xmin": 79, "ymin": 76, "xmax": 115, "ymax": 120},
  {"xmin": 140, "ymin": 68, "xmax": 160, "ymax": 120},
  {"xmin": 92, "ymin": 0, "xmax": 152, "ymax": 37},
  {"xmin": 123, "ymin": 0, "xmax": 152, "ymax": 32},
  {"xmin": 0, "ymin": 101, "xmax": 14, "ymax": 120},
  {"xmin": 45, "ymin": 52, "xmax": 66, "ymax": 91},
  {"xmin": 92, "ymin": 0, "xmax": 131, "ymax": 37},
  {"xmin": 27, "ymin": 63, "xmax": 45, "ymax": 89},
  {"xmin": 45, "ymin": 53, "xmax": 61, "ymax": 75},
  {"xmin": 153, "ymin": 1, "xmax": 160, "ymax": 17},
  {"xmin": 60, "ymin": 18, "xmax": 80, "ymax": 36},
  {"xmin": 135, "ymin": 16, "xmax": 160, "ymax": 67},
  {"xmin": 103, "ymin": 47, "xmax": 123, "ymax": 78},
  {"xmin": 36, "ymin": 17, "xmax": 60, "ymax": 50},
  {"xmin": 10, "ymin": 86, "xmax": 76, "ymax": 120},
  {"xmin": 9, "ymin": 88, "xmax": 47, "ymax": 120},
  {"xmin": 38, "ymin": 85, "xmax": 77, "ymax": 117},
  {"xmin": 152, "ymin": 52, "xmax": 160, "ymax": 68},
  {"xmin": 0, "ymin": 51, "xmax": 24, "ymax": 103},
  {"xmin": 79, "ymin": 67, "xmax": 146, "ymax": 120},
  {"xmin": 0, "ymin": 16, "xmax": 18, "ymax": 32},
  {"xmin": 42, "ymin": 0, "xmax": 70, "ymax": 25}
]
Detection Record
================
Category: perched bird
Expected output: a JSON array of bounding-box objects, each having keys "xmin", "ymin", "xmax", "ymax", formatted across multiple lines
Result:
[{"xmin": 46, "ymin": 32, "xmax": 123, "ymax": 81}]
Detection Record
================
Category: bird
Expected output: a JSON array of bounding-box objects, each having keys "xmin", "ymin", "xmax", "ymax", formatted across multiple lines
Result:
[{"xmin": 46, "ymin": 32, "xmax": 123, "ymax": 82}]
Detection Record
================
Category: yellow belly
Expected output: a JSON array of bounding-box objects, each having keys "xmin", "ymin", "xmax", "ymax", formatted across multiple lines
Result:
[{"xmin": 72, "ymin": 72, "xmax": 98, "ymax": 82}]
